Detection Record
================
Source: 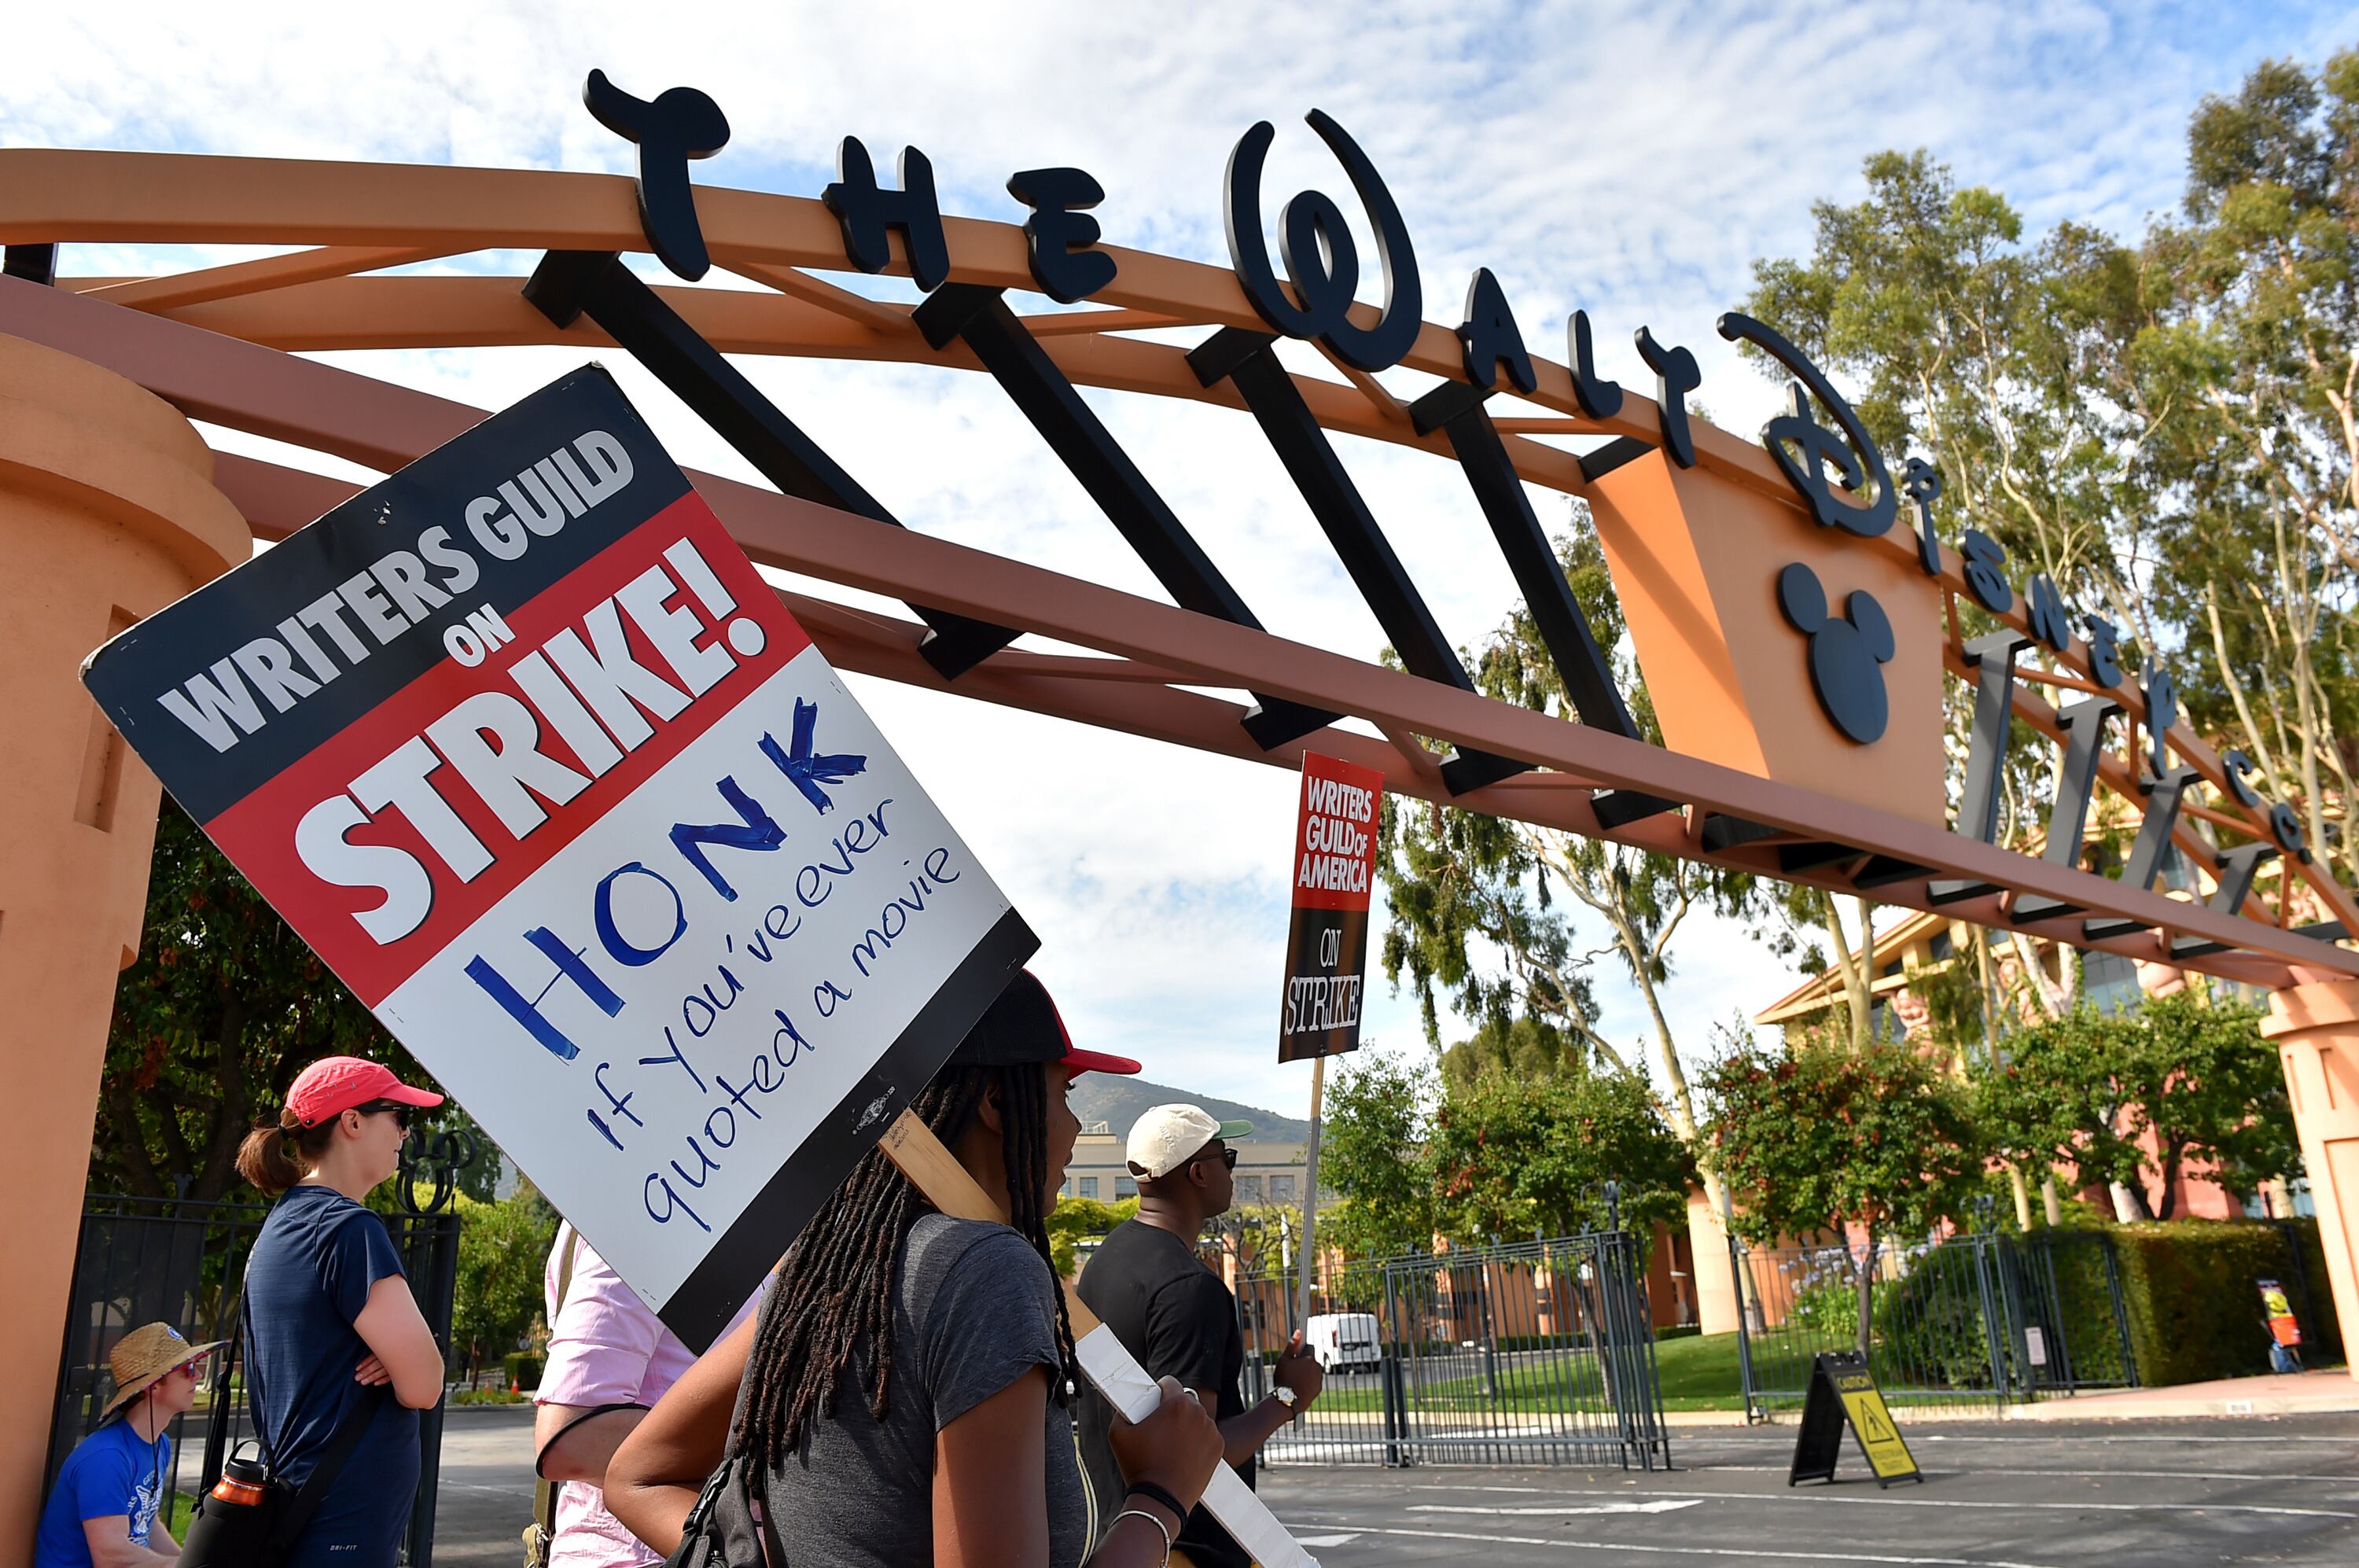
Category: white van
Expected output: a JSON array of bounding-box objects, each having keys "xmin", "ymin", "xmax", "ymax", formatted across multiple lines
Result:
[{"xmin": 1305, "ymin": 1312, "xmax": 1382, "ymax": 1374}]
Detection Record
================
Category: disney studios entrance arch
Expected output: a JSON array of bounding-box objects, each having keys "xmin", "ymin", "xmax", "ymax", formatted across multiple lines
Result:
[{"xmin": 4, "ymin": 77, "xmax": 2359, "ymax": 1541}]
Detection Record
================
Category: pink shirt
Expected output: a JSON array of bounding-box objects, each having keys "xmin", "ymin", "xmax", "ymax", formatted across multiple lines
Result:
[{"xmin": 537, "ymin": 1225, "xmax": 759, "ymax": 1567}]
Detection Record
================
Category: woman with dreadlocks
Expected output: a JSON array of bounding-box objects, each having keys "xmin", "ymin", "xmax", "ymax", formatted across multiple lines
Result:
[{"xmin": 606, "ymin": 972, "xmax": 1222, "ymax": 1568}]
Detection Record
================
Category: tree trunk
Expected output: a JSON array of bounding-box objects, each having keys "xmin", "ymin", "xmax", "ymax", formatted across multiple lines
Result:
[
  {"xmin": 2008, "ymin": 1165, "xmax": 2033, "ymax": 1233},
  {"xmin": 2041, "ymin": 1176, "xmax": 2063, "ymax": 1228},
  {"xmin": 1821, "ymin": 895, "xmax": 1873, "ymax": 1049},
  {"xmin": 1853, "ymin": 1231, "xmax": 1879, "ymax": 1360}
]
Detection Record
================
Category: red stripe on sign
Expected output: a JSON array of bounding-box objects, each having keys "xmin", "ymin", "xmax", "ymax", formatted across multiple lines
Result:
[
  {"xmin": 1290, "ymin": 751, "xmax": 1386, "ymax": 913},
  {"xmin": 205, "ymin": 492, "xmax": 811, "ymax": 1006}
]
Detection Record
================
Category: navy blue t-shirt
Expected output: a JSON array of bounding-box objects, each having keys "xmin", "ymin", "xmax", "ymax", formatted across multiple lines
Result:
[{"xmin": 243, "ymin": 1183, "xmax": 421, "ymax": 1568}]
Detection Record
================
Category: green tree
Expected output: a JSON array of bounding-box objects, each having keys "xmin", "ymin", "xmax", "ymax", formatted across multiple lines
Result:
[
  {"xmin": 452, "ymin": 1181, "xmax": 558, "ymax": 1384},
  {"xmin": 1742, "ymin": 149, "xmax": 2174, "ymax": 1017},
  {"xmin": 1047, "ymin": 1194, "xmax": 1136, "ymax": 1277},
  {"xmin": 1702, "ymin": 1031, "xmax": 1984, "ymax": 1354},
  {"xmin": 1975, "ymin": 995, "xmax": 2298, "ymax": 1219},
  {"xmin": 1437, "ymin": 1014, "xmax": 1580, "ymax": 1091},
  {"xmin": 2140, "ymin": 52, "xmax": 2359, "ymax": 885},
  {"xmin": 94, "ymin": 797, "xmax": 473, "ymax": 1202},
  {"xmin": 1317, "ymin": 1047, "xmax": 1437, "ymax": 1258},
  {"xmin": 1426, "ymin": 1066, "xmax": 1695, "ymax": 1244}
]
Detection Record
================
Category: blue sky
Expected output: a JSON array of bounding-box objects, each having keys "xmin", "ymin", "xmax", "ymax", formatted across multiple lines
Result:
[{"xmin": 13, "ymin": 0, "xmax": 2358, "ymax": 1118}]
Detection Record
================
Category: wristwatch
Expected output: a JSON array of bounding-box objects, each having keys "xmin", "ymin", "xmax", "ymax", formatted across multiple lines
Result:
[{"xmin": 1272, "ymin": 1385, "xmax": 1297, "ymax": 1408}]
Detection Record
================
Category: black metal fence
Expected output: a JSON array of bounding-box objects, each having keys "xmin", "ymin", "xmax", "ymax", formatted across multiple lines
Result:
[
  {"xmin": 48, "ymin": 1133, "xmax": 472, "ymax": 1565},
  {"xmin": 1731, "ymin": 1228, "xmax": 2136, "ymax": 1419},
  {"xmin": 1232, "ymin": 1231, "xmax": 1669, "ymax": 1470}
]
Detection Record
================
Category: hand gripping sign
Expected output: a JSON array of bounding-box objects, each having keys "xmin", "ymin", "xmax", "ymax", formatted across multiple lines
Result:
[
  {"xmin": 83, "ymin": 367, "xmax": 1036, "ymax": 1349},
  {"xmin": 1278, "ymin": 752, "xmax": 1385, "ymax": 1062}
]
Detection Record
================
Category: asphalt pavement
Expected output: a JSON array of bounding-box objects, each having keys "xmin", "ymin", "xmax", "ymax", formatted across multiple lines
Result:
[{"xmin": 427, "ymin": 1405, "xmax": 2359, "ymax": 1566}]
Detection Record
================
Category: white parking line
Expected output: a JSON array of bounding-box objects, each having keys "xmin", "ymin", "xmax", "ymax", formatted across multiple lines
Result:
[
  {"xmin": 1676, "ymin": 1463, "xmax": 2359, "ymax": 1484},
  {"xmin": 1279, "ymin": 1521, "xmax": 2064, "ymax": 1567},
  {"xmin": 1914, "ymin": 1432, "xmax": 2357, "ymax": 1444},
  {"xmin": 1410, "ymin": 1500, "xmax": 1701, "ymax": 1517},
  {"xmin": 1411, "ymin": 1495, "xmax": 2357, "ymax": 1521}
]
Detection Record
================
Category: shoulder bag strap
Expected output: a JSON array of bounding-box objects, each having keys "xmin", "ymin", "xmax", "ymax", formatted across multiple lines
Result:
[
  {"xmin": 533, "ymin": 1230, "xmax": 587, "ymax": 1541},
  {"xmin": 264, "ymin": 1382, "xmax": 390, "ymax": 1556}
]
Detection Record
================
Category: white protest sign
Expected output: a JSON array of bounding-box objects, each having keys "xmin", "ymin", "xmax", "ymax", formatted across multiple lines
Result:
[{"xmin": 83, "ymin": 367, "xmax": 1036, "ymax": 1346}]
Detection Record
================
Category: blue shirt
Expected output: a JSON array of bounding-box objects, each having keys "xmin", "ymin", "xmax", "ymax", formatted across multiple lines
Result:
[
  {"xmin": 34, "ymin": 1418, "xmax": 170, "ymax": 1567},
  {"xmin": 244, "ymin": 1183, "xmax": 421, "ymax": 1568}
]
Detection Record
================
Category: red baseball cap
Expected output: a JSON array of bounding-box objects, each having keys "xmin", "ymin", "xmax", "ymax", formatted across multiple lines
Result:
[
  {"xmin": 950, "ymin": 972, "xmax": 1141, "ymax": 1077},
  {"xmin": 285, "ymin": 1056, "xmax": 445, "ymax": 1128}
]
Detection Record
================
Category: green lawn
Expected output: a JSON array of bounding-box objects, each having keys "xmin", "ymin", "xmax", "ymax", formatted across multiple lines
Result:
[{"xmin": 1653, "ymin": 1331, "xmax": 1745, "ymax": 1411}]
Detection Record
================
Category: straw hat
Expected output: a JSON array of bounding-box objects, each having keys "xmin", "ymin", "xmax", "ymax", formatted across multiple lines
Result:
[{"xmin": 99, "ymin": 1323, "xmax": 225, "ymax": 1419}]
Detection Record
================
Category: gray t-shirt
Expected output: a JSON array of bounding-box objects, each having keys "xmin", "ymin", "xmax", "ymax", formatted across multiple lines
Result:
[{"xmin": 755, "ymin": 1213, "xmax": 1086, "ymax": 1568}]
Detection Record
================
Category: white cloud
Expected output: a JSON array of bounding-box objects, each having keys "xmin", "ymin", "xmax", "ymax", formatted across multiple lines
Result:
[{"xmin": 13, "ymin": 0, "xmax": 2348, "ymax": 1113}]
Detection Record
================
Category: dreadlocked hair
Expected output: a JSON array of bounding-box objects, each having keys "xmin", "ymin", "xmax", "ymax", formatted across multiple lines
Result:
[{"xmin": 733, "ymin": 1062, "xmax": 1077, "ymax": 1467}]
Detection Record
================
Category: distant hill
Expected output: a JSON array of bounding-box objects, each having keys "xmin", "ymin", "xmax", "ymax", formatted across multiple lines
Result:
[{"xmin": 1068, "ymin": 1076, "xmax": 1312, "ymax": 1146}]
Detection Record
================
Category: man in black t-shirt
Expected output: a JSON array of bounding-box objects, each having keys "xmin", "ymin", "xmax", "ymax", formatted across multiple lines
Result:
[{"xmin": 1076, "ymin": 1105, "xmax": 1323, "ymax": 1568}]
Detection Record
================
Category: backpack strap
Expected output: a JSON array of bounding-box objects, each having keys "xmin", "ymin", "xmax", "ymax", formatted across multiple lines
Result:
[{"xmin": 264, "ymin": 1382, "xmax": 389, "ymax": 1555}]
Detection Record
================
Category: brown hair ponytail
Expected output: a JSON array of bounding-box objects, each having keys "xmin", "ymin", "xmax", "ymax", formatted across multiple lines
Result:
[{"xmin": 235, "ymin": 1109, "xmax": 336, "ymax": 1198}]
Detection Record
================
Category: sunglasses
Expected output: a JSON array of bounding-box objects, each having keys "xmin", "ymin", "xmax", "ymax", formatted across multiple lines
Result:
[
  {"xmin": 353, "ymin": 1100, "xmax": 418, "ymax": 1130},
  {"xmin": 172, "ymin": 1357, "xmax": 208, "ymax": 1379},
  {"xmin": 1191, "ymin": 1146, "xmax": 1239, "ymax": 1172}
]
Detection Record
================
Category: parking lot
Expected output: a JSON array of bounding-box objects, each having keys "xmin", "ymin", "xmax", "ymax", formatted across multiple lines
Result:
[
  {"xmin": 431, "ymin": 1407, "xmax": 2359, "ymax": 1566},
  {"xmin": 1263, "ymin": 1414, "xmax": 2359, "ymax": 1566}
]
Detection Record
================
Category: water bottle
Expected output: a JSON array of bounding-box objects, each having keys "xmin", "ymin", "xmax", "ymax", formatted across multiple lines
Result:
[{"xmin": 177, "ymin": 1449, "xmax": 281, "ymax": 1567}]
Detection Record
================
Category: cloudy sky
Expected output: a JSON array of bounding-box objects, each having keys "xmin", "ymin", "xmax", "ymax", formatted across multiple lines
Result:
[{"xmin": 15, "ymin": 1, "xmax": 2357, "ymax": 1119}]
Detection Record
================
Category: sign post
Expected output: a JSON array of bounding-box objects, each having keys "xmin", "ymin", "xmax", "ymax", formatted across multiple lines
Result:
[
  {"xmin": 1788, "ymin": 1351, "xmax": 1922, "ymax": 1488},
  {"xmin": 1278, "ymin": 752, "xmax": 1385, "ymax": 1331},
  {"xmin": 83, "ymin": 366, "xmax": 1036, "ymax": 1349}
]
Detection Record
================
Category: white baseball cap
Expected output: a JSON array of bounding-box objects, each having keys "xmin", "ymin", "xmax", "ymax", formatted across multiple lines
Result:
[{"xmin": 1127, "ymin": 1105, "xmax": 1253, "ymax": 1179}]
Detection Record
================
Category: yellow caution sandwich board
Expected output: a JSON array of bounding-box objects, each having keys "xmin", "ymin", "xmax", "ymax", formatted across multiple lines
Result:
[{"xmin": 1788, "ymin": 1351, "xmax": 1922, "ymax": 1489}]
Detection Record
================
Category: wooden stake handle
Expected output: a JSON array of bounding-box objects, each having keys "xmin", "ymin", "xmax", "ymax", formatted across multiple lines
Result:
[{"xmin": 879, "ymin": 1110, "xmax": 1105, "ymax": 1335}]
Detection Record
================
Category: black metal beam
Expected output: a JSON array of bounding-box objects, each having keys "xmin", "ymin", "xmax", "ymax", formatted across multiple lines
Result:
[
  {"xmin": 522, "ymin": 250, "xmax": 1018, "ymax": 679},
  {"xmin": 1702, "ymin": 814, "xmax": 1784, "ymax": 852},
  {"xmin": 1779, "ymin": 841, "xmax": 1865, "ymax": 874},
  {"xmin": 1851, "ymin": 856, "xmax": 1933, "ymax": 889},
  {"xmin": 3, "ymin": 245, "xmax": 57, "ymax": 285},
  {"xmin": 1408, "ymin": 380, "xmax": 1641, "ymax": 741},
  {"xmin": 911, "ymin": 284, "xmax": 1333, "ymax": 750},
  {"xmin": 1187, "ymin": 326, "xmax": 1525, "ymax": 791}
]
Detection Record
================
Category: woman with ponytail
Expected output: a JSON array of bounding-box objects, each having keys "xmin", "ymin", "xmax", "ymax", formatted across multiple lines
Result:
[
  {"xmin": 605, "ymin": 973, "xmax": 1224, "ymax": 1568},
  {"xmin": 233, "ymin": 1057, "xmax": 447, "ymax": 1566}
]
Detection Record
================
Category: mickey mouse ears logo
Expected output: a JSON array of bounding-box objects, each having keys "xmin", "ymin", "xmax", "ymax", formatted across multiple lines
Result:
[{"xmin": 1777, "ymin": 563, "xmax": 1893, "ymax": 745}]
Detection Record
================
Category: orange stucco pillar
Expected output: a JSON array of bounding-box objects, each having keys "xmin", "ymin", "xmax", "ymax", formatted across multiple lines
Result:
[
  {"xmin": 2261, "ymin": 977, "xmax": 2359, "ymax": 1382},
  {"xmin": 0, "ymin": 332, "xmax": 248, "ymax": 1559}
]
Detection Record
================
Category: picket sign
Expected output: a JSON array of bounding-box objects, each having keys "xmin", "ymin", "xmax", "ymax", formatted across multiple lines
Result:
[
  {"xmin": 878, "ymin": 1113, "xmax": 1319, "ymax": 1568},
  {"xmin": 82, "ymin": 366, "xmax": 1035, "ymax": 1349}
]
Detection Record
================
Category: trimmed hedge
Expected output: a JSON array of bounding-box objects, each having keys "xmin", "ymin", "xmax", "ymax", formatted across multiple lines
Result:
[
  {"xmin": 503, "ymin": 1351, "xmax": 545, "ymax": 1391},
  {"xmin": 2111, "ymin": 1218, "xmax": 2342, "ymax": 1386}
]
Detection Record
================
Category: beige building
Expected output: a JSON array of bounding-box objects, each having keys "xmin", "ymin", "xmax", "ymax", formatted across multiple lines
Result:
[{"xmin": 1059, "ymin": 1124, "xmax": 1334, "ymax": 1210}]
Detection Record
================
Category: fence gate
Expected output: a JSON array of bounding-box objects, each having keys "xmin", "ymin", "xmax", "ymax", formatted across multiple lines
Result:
[
  {"xmin": 49, "ymin": 1132, "xmax": 473, "ymax": 1566},
  {"xmin": 1728, "ymin": 1229, "xmax": 2137, "ymax": 1420},
  {"xmin": 1235, "ymin": 1232, "xmax": 1670, "ymax": 1469}
]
